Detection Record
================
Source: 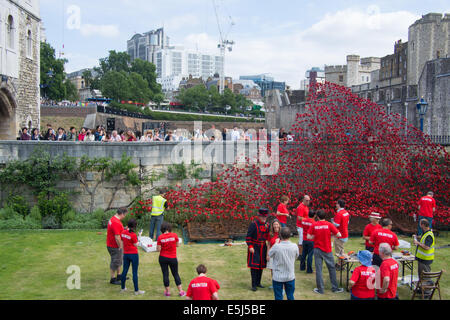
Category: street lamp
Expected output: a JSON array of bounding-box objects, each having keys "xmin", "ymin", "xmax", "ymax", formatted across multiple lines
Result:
[{"xmin": 416, "ymin": 97, "xmax": 428, "ymax": 132}]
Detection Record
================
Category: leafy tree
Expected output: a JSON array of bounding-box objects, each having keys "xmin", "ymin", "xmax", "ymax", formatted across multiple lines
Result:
[
  {"xmin": 40, "ymin": 42, "xmax": 78, "ymax": 101},
  {"xmin": 130, "ymin": 58, "xmax": 162, "ymax": 98},
  {"xmin": 96, "ymin": 50, "xmax": 131, "ymax": 77},
  {"xmin": 100, "ymin": 71, "xmax": 132, "ymax": 102},
  {"xmin": 128, "ymin": 72, "xmax": 153, "ymax": 103},
  {"xmin": 82, "ymin": 70, "xmax": 93, "ymax": 88}
]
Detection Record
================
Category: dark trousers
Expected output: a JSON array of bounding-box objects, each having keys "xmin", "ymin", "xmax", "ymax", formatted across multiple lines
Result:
[
  {"xmin": 300, "ymin": 240, "xmax": 314, "ymax": 273},
  {"xmin": 351, "ymin": 293, "xmax": 375, "ymax": 300},
  {"xmin": 159, "ymin": 256, "xmax": 182, "ymax": 288},
  {"xmin": 250, "ymin": 269, "xmax": 263, "ymax": 288},
  {"xmin": 122, "ymin": 254, "xmax": 139, "ymax": 291}
]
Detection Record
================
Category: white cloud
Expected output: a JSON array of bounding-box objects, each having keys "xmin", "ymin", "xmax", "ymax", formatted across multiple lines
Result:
[
  {"xmin": 181, "ymin": 7, "xmax": 419, "ymax": 88},
  {"xmin": 79, "ymin": 24, "xmax": 120, "ymax": 38}
]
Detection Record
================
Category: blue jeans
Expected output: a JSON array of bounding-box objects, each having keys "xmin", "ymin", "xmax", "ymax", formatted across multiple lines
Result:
[
  {"xmin": 273, "ymin": 279, "xmax": 295, "ymax": 300},
  {"xmin": 150, "ymin": 215, "xmax": 164, "ymax": 240},
  {"xmin": 280, "ymin": 222, "xmax": 287, "ymax": 228},
  {"xmin": 300, "ymin": 240, "xmax": 314, "ymax": 273},
  {"xmin": 417, "ymin": 216, "xmax": 433, "ymax": 236},
  {"xmin": 122, "ymin": 254, "xmax": 139, "ymax": 291},
  {"xmin": 351, "ymin": 293, "xmax": 375, "ymax": 300}
]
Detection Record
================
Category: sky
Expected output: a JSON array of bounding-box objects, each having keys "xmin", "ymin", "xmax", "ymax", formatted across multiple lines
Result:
[{"xmin": 40, "ymin": 0, "xmax": 450, "ymax": 88}]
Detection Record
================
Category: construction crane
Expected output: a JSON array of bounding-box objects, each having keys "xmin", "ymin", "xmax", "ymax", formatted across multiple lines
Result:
[{"xmin": 212, "ymin": 0, "xmax": 235, "ymax": 94}]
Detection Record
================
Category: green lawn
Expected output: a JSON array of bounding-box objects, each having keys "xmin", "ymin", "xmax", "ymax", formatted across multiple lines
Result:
[{"xmin": 0, "ymin": 230, "xmax": 448, "ymax": 300}]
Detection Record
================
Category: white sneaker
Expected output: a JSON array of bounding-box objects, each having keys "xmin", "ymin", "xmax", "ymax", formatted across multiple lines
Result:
[
  {"xmin": 135, "ymin": 290, "xmax": 145, "ymax": 296},
  {"xmin": 120, "ymin": 288, "xmax": 127, "ymax": 293}
]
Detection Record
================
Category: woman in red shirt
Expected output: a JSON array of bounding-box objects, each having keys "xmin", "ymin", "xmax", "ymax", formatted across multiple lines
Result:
[
  {"xmin": 120, "ymin": 219, "xmax": 145, "ymax": 295},
  {"xmin": 157, "ymin": 222, "xmax": 185, "ymax": 297},
  {"xmin": 266, "ymin": 220, "xmax": 281, "ymax": 273},
  {"xmin": 349, "ymin": 250, "xmax": 376, "ymax": 300},
  {"xmin": 276, "ymin": 196, "xmax": 290, "ymax": 228}
]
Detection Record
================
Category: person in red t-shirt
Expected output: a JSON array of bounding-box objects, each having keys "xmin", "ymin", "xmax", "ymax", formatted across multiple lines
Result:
[
  {"xmin": 300, "ymin": 210, "xmax": 315, "ymax": 273},
  {"xmin": 120, "ymin": 219, "xmax": 145, "ymax": 296},
  {"xmin": 369, "ymin": 218, "xmax": 400, "ymax": 267},
  {"xmin": 377, "ymin": 243, "xmax": 400, "ymax": 300},
  {"xmin": 186, "ymin": 264, "xmax": 220, "ymax": 301},
  {"xmin": 349, "ymin": 250, "xmax": 376, "ymax": 300},
  {"xmin": 106, "ymin": 207, "xmax": 127, "ymax": 285},
  {"xmin": 266, "ymin": 219, "xmax": 281, "ymax": 286},
  {"xmin": 277, "ymin": 196, "xmax": 291, "ymax": 228},
  {"xmin": 363, "ymin": 212, "xmax": 382, "ymax": 252},
  {"xmin": 296, "ymin": 195, "xmax": 311, "ymax": 255},
  {"xmin": 332, "ymin": 199, "xmax": 350, "ymax": 270},
  {"xmin": 416, "ymin": 191, "xmax": 436, "ymax": 236},
  {"xmin": 157, "ymin": 222, "xmax": 185, "ymax": 297},
  {"xmin": 307, "ymin": 209, "xmax": 344, "ymax": 294}
]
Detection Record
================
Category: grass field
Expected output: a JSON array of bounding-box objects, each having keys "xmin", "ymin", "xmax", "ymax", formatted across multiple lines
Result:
[{"xmin": 0, "ymin": 229, "xmax": 448, "ymax": 300}]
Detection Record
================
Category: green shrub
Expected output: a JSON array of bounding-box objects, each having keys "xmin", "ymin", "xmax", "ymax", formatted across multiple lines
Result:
[
  {"xmin": 92, "ymin": 208, "xmax": 115, "ymax": 228},
  {"xmin": 29, "ymin": 205, "xmax": 42, "ymax": 223},
  {"xmin": 42, "ymin": 215, "xmax": 60, "ymax": 229},
  {"xmin": 38, "ymin": 192, "xmax": 72, "ymax": 224},
  {"xmin": 0, "ymin": 215, "xmax": 41, "ymax": 230},
  {"xmin": 0, "ymin": 206, "xmax": 21, "ymax": 221},
  {"xmin": 6, "ymin": 195, "xmax": 30, "ymax": 218},
  {"xmin": 62, "ymin": 212, "xmax": 102, "ymax": 230},
  {"xmin": 62, "ymin": 210, "xmax": 76, "ymax": 224}
]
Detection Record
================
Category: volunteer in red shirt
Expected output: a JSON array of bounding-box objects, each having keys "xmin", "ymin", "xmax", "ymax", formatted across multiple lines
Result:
[
  {"xmin": 307, "ymin": 209, "xmax": 344, "ymax": 294},
  {"xmin": 157, "ymin": 222, "xmax": 185, "ymax": 297},
  {"xmin": 300, "ymin": 210, "xmax": 315, "ymax": 273},
  {"xmin": 277, "ymin": 196, "xmax": 291, "ymax": 228},
  {"xmin": 377, "ymin": 243, "xmax": 400, "ymax": 300},
  {"xmin": 363, "ymin": 212, "xmax": 382, "ymax": 252},
  {"xmin": 349, "ymin": 250, "xmax": 376, "ymax": 300},
  {"xmin": 369, "ymin": 218, "xmax": 400, "ymax": 267},
  {"xmin": 416, "ymin": 191, "xmax": 436, "ymax": 236},
  {"xmin": 106, "ymin": 207, "xmax": 127, "ymax": 285},
  {"xmin": 120, "ymin": 219, "xmax": 145, "ymax": 296},
  {"xmin": 186, "ymin": 264, "xmax": 220, "ymax": 301},
  {"xmin": 296, "ymin": 195, "xmax": 311, "ymax": 254},
  {"xmin": 332, "ymin": 199, "xmax": 350, "ymax": 269}
]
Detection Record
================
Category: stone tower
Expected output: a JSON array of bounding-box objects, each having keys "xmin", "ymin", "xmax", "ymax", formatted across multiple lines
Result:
[
  {"xmin": 408, "ymin": 13, "xmax": 450, "ymax": 86},
  {"xmin": 346, "ymin": 55, "xmax": 361, "ymax": 87},
  {"xmin": 0, "ymin": 0, "xmax": 41, "ymax": 140}
]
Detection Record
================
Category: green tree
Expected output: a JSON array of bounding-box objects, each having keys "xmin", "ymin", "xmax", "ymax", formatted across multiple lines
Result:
[
  {"xmin": 129, "ymin": 72, "xmax": 153, "ymax": 103},
  {"xmin": 96, "ymin": 50, "xmax": 131, "ymax": 77},
  {"xmin": 100, "ymin": 71, "xmax": 132, "ymax": 102},
  {"xmin": 40, "ymin": 42, "xmax": 77, "ymax": 101},
  {"xmin": 130, "ymin": 58, "xmax": 162, "ymax": 98},
  {"xmin": 177, "ymin": 85, "xmax": 210, "ymax": 112},
  {"xmin": 221, "ymin": 88, "xmax": 237, "ymax": 113},
  {"xmin": 81, "ymin": 70, "xmax": 93, "ymax": 88}
]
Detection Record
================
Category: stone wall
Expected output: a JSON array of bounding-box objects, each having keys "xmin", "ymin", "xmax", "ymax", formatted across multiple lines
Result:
[{"xmin": 0, "ymin": 141, "xmax": 272, "ymax": 212}]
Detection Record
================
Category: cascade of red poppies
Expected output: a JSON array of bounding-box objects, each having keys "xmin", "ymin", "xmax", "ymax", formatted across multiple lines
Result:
[{"xmin": 159, "ymin": 82, "xmax": 450, "ymax": 227}]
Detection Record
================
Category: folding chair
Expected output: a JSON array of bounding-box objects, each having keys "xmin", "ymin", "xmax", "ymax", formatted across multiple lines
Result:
[{"xmin": 411, "ymin": 270, "xmax": 443, "ymax": 300}]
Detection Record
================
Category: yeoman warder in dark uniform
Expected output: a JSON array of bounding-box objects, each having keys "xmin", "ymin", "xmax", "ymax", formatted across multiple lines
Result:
[{"xmin": 246, "ymin": 208, "xmax": 270, "ymax": 291}]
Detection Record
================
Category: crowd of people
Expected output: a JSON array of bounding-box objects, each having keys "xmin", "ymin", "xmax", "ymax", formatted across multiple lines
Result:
[
  {"xmin": 18, "ymin": 124, "xmax": 295, "ymax": 143},
  {"xmin": 104, "ymin": 189, "xmax": 436, "ymax": 301}
]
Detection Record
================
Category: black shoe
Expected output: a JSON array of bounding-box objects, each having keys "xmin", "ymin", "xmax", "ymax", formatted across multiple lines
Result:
[
  {"xmin": 251, "ymin": 287, "xmax": 257, "ymax": 292},
  {"xmin": 257, "ymin": 284, "xmax": 265, "ymax": 289},
  {"xmin": 117, "ymin": 274, "xmax": 129, "ymax": 281},
  {"xmin": 110, "ymin": 278, "xmax": 121, "ymax": 285}
]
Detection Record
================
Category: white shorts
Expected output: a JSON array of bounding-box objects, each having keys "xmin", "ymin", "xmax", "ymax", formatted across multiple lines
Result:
[{"xmin": 297, "ymin": 227, "xmax": 303, "ymax": 245}]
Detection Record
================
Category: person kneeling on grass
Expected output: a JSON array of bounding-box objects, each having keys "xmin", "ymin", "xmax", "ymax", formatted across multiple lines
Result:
[
  {"xmin": 120, "ymin": 219, "xmax": 145, "ymax": 296},
  {"xmin": 157, "ymin": 222, "xmax": 186, "ymax": 297},
  {"xmin": 186, "ymin": 264, "xmax": 220, "ymax": 301}
]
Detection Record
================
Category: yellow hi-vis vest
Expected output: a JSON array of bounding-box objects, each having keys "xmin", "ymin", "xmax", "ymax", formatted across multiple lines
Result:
[
  {"xmin": 151, "ymin": 195, "xmax": 167, "ymax": 216},
  {"xmin": 416, "ymin": 230, "xmax": 435, "ymax": 261}
]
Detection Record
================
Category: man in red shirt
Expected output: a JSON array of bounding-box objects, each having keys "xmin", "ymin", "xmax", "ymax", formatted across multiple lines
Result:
[
  {"xmin": 332, "ymin": 199, "xmax": 350, "ymax": 270},
  {"xmin": 416, "ymin": 191, "xmax": 436, "ymax": 236},
  {"xmin": 106, "ymin": 207, "xmax": 128, "ymax": 285},
  {"xmin": 186, "ymin": 265, "xmax": 220, "ymax": 301},
  {"xmin": 276, "ymin": 196, "xmax": 290, "ymax": 228},
  {"xmin": 369, "ymin": 218, "xmax": 400, "ymax": 267},
  {"xmin": 377, "ymin": 243, "xmax": 400, "ymax": 300},
  {"xmin": 296, "ymin": 195, "xmax": 311, "ymax": 255},
  {"xmin": 307, "ymin": 209, "xmax": 344, "ymax": 294},
  {"xmin": 300, "ymin": 209, "xmax": 315, "ymax": 273},
  {"xmin": 363, "ymin": 212, "xmax": 382, "ymax": 252}
]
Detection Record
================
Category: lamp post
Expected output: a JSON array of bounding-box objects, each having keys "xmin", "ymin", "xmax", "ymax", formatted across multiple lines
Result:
[{"xmin": 416, "ymin": 97, "xmax": 428, "ymax": 133}]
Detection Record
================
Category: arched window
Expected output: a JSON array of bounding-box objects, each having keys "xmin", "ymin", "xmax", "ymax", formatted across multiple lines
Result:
[
  {"xmin": 27, "ymin": 30, "xmax": 32, "ymax": 57},
  {"xmin": 7, "ymin": 15, "xmax": 14, "ymax": 49}
]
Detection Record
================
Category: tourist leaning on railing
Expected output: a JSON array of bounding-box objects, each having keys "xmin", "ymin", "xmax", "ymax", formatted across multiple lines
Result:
[{"xmin": 20, "ymin": 128, "xmax": 31, "ymax": 141}]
